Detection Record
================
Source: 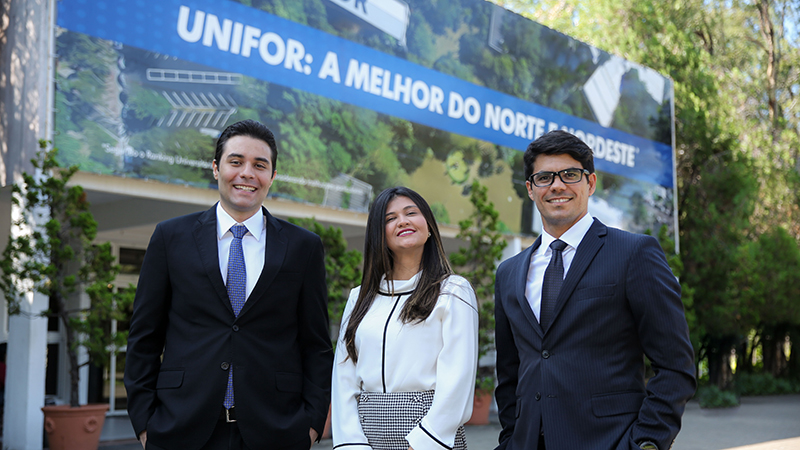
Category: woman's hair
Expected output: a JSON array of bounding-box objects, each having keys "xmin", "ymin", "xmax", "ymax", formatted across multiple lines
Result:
[{"xmin": 343, "ymin": 186, "xmax": 453, "ymax": 363}]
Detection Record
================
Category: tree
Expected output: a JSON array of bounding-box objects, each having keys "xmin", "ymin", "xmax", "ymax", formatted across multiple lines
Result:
[
  {"xmin": 287, "ymin": 217, "xmax": 362, "ymax": 341},
  {"xmin": 449, "ymin": 180, "xmax": 508, "ymax": 392},
  {"xmin": 489, "ymin": 0, "xmax": 800, "ymax": 392},
  {"xmin": 734, "ymin": 226, "xmax": 800, "ymax": 376},
  {"xmin": 0, "ymin": 141, "xmax": 134, "ymax": 407}
]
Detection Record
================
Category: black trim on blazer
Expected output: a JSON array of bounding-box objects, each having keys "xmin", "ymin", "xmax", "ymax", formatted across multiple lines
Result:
[
  {"xmin": 377, "ymin": 288, "xmax": 416, "ymax": 296},
  {"xmin": 420, "ymin": 423, "xmax": 453, "ymax": 449},
  {"xmin": 382, "ymin": 294, "xmax": 403, "ymax": 393},
  {"xmin": 333, "ymin": 443, "xmax": 370, "ymax": 449}
]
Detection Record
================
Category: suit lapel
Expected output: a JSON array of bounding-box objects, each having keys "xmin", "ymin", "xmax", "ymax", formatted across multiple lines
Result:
[
  {"xmin": 238, "ymin": 207, "xmax": 287, "ymax": 318},
  {"xmin": 193, "ymin": 205, "xmax": 234, "ymax": 315},
  {"xmin": 515, "ymin": 236, "xmax": 543, "ymax": 337},
  {"xmin": 549, "ymin": 219, "xmax": 607, "ymax": 329}
]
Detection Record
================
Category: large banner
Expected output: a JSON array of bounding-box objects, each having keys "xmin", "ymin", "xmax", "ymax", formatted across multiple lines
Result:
[{"xmin": 54, "ymin": 0, "xmax": 676, "ymax": 237}]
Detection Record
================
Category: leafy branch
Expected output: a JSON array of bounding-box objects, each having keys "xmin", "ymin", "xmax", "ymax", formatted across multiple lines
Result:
[{"xmin": 0, "ymin": 140, "xmax": 134, "ymax": 407}]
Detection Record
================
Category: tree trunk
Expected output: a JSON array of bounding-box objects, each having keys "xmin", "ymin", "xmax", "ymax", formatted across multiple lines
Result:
[
  {"xmin": 707, "ymin": 336, "xmax": 735, "ymax": 388},
  {"xmin": 757, "ymin": 0, "xmax": 780, "ymax": 142},
  {"xmin": 60, "ymin": 307, "xmax": 80, "ymax": 408},
  {"xmin": 762, "ymin": 325, "xmax": 788, "ymax": 377},
  {"xmin": 787, "ymin": 325, "xmax": 800, "ymax": 380},
  {"xmin": 735, "ymin": 337, "xmax": 752, "ymax": 374}
]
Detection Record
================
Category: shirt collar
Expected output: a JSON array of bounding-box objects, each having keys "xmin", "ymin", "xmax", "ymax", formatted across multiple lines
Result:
[
  {"xmin": 540, "ymin": 213, "xmax": 594, "ymax": 252},
  {"xmin": 216, "ymin": 203, "xmax": 265, "ymax": 241},
  {"xmin": 378, "ymin": 271, "xmax": 421, "ymax": 295}
]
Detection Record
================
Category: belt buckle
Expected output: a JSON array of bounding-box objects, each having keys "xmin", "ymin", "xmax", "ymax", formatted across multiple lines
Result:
[{"xmin": 225, "ymin": 407, "xmax": 236, "ymax": 423}]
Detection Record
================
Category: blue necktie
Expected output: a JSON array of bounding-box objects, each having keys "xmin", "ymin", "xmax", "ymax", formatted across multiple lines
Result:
[
  {"xmin": 540, "ymin": 239, "xmax": 567, "ymax": 331},
  {"xmin": 224, "ymin": 224, "xmax": 247, "ymax": 409}
]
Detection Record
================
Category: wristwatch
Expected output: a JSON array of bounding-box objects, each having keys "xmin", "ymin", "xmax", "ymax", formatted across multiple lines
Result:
[{"xmin": 638, "ymin": 442, "xmax": 658, "ymax": 450}]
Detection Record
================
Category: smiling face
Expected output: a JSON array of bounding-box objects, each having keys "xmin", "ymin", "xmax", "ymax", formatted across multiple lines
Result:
[
  {"xmin": 526, "ymin": 153, "xmax": 596, "ymax": 238},
  {"xmin": 213, "ymin": 135, "xmax": 276, "ymax": 223},
  {"xmin": 384, "ymin": 195, "xmax": 430, "ymax": 258}
]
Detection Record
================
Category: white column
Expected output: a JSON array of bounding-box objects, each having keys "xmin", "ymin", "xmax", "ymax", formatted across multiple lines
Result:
[
  {"xmin": 3, "ymin": 293, "xmax": 48, "ymax": 450},
  {"xmin": 500, "ymin": 236, "xmax": 522, "ymax": 264},
  {"xmin": 0, "ymin": 0, "xmax": 55, "ymax": 447}
]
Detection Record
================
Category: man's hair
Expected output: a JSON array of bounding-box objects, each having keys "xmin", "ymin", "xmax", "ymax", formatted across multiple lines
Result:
[
  {"xmin": 215, "ymin": 120, "xmax": 278, "ymax": 171},
  {"xmin": 523, "ymin": 130, "xmax": 594, "ymax": 181}
]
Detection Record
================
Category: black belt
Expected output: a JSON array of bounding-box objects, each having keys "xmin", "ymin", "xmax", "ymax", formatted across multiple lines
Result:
[{"xmin": 220, "ymin": 406, "xmax": 237, "ymax": 422}]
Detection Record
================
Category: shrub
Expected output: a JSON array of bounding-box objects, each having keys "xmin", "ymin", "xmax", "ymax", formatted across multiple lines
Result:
[
  {"xmin": 696, "ymin": 385, "xmax": 739, "ymax": 408},
  {"xmin": 734, "ymin": 372, "xmax": 800, "ymax": 396}
]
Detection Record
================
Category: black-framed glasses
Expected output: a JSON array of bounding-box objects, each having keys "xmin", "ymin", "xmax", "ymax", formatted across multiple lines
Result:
[{"xmin": 528, "ymin": 168, "xmax": 590, "ymax": 187}]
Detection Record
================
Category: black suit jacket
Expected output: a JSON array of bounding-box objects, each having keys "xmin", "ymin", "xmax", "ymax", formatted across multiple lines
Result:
[
  {"xmin": 494, "ymin": 219, "xmax": 695, "ymax": 450},
  {"xmin": 124, "ymin": 205, "xmax": 333, "ymax": 450}
]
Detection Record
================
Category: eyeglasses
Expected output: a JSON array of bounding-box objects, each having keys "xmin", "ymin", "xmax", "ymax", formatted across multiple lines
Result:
[{"xmin": 528, "ymin": 168, "xmax": 590, "ymax": 187}]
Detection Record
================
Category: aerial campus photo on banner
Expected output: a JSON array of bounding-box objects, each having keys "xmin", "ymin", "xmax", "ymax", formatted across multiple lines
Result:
[{"xmin": 54, "ymin": 0, "xmax": 677, "ymax": 238}]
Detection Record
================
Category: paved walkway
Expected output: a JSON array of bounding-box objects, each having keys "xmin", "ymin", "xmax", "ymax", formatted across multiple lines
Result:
[
  {"xmin": 97, "ymin": 395, "xmax": 800, "ymax": 450},
  {"xmin": 673, "ymin": 395, "xmax": 800, "ymax": 450}
]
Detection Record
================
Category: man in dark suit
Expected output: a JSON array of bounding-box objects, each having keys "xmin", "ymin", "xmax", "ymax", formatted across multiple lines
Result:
[
  {"xmin": 494, "ymin": 130, "xmax": 696, "ymax": 450},
  {"xmin": 124, "ymin": 120, "xmax": 332, "ymax": 450}
]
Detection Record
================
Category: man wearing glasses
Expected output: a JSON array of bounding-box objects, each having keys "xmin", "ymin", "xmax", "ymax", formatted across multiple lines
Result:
[{"xmin": 493, "ymin": 130, "xmax": 696, "ymax": 450}]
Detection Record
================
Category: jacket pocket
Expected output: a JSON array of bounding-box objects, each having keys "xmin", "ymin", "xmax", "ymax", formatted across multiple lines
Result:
[
  {"xmin": 573, "ymin": 284, "xmax": 616, "ymax": 302},
  {"xmin": 275, "ymin": 372, "xmax": 303, "ymax": 393},
  {"xmin": 591, "ymin": 390, "xmax": 644, "ymax": 417},
  {"xmin": 156, "ymin": 370, "xmax": 184, "ymax": 389}
]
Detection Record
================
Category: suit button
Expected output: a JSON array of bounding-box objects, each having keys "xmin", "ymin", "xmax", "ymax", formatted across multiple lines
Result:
[
  {"xmin": 221, "ymin": 362, "xmax": 230, "ymax": 370},
  {"xmin": 232, "ymin": 325, "xmax": 239, "ymax": 331},
  {"xmin": 542, "ymin": 350, "xmax": 550, "ymax": 359},
  {"xmin": 535, "ymin": 392, "xmax": 541, "ymax": 401}
]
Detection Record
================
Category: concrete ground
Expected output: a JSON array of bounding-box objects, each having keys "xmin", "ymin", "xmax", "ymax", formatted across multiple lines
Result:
[{"xmin": 97, "ymin": 395, "xmax": 800, "ymax": 450}]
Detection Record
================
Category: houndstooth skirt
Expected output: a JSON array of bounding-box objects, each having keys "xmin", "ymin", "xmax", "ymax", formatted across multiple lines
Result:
[{"xmin": 357, "ymin": 390, "xmax": 468, "ymax": 450}]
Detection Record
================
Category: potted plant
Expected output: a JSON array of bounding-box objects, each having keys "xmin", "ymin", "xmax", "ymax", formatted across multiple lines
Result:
[
  {"xmin": 0, "ymin": 141, "xmax": 134, "ymax": 450},
  {"xmin": 449, "ymin": 180, "xmax": 507, "ymax": 425}
]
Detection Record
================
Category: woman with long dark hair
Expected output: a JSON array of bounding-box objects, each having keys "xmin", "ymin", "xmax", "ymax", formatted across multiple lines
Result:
[{"xmin": 332, "ymin": 187, "xmax": 479, "ymax": 450}]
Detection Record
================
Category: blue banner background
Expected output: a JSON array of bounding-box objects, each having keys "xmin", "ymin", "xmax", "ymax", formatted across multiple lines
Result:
[{"xmin": 57, "ymin": 0, "xmax": 674, "ymax": 188}]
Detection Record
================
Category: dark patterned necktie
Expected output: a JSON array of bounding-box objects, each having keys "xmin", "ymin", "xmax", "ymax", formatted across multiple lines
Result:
[
  {"xmin": 224, "ymin": 224, "xmax": 247, "ymax": 409},
  {"xmin": 540, "ymin": 239, "xmax": 567, "ymax": 331}
]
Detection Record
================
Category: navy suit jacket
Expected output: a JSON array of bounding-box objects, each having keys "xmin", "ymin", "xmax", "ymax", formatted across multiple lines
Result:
[
  {"xmin": 124, "ymin": 205, "xmax": 333, "ymax": 450},
  {"xmin": 494, "ymin": 219, "xmax": 695, "ymax": 450}
]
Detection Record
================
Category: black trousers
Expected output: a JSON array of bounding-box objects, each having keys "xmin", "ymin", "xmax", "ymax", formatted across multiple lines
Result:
[
  {"xmin": 199, "ymin": 420, "xmax": 250, "ymax": 450},
  {"xmin": 143, "ymin": 420, "xmax": 249, "ymax": 450},
  {"xmin": 145, "ymin": 419, "xmax": 311, "ymax": 450}
]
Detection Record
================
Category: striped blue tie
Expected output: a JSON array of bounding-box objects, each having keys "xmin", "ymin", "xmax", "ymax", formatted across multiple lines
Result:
[{"xmin": 224, "ymin": 224, "xmax": 247, "ymax": 409}]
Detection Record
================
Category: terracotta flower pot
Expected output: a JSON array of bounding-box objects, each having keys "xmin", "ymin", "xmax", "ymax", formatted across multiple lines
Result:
[
  {"xmin": 42, "ymin": 404, "xmax": 109, "ymax": 450},
  {"xmin": 465, "ymin": 390, "xmax": 492, "ymax": 425}
]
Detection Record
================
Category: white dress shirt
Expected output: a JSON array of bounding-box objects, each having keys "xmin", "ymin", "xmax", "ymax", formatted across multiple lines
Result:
[
  {"xmin": 526, "ymin": 213, "xmax": 594, "ymax": 320},
  {"xmin": 332, "ymin": 273, "xmax": 479, "ymax": 450},
  {"xmin": 216, "ymin": 203, "xmax": 266, "ymax": 301}
]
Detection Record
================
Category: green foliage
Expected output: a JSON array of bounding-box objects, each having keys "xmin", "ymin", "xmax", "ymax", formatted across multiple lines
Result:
[
  {"xmin": 406, "ymin": 11, "xmax": 438, "ymax": 66},
  {"xmin": 56, "ymin": 33, "xmax": 115, "ymax": 78},
  {"xmin": 128, "ymin": 128, "xmax": 215, "ymax": 187},
  {"xmin": 735, "ymin": 227, "xmax": 800, "ymax": 329},
  {"xmin": 500, "ymin": 0, "xmax": 800, "ymax": 390},
  {"xmin": 430, "ymin": 202, "xmax": 451, "ymax": 225},
  {"xmin": 0, "ymin": 141, "xmax": 133, "ymax": 407},
  {"xmin": 475, "ymin": 373, "xmax": 496, "ymax": 395},
  {"xmin": 449, "ymin": 180, "xmax": 508, "ymax": 389},
  {"xmin": 652, "ymin": 224, "xmax": 697, "ymax": 349},
  {"xmin": 696, "ymin": 385, "xmax": 740, "ymax": 408},
  {"xmin": 287, "ymin": 217, "xmax": 362, "ymax": 339},
  {"xmin": 734, "ymin": 372, "xmax": 800, "ymax": 396},
  {"xmin": 126, "ymin": 85, "xmax": 171, "ymax": 121}
]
